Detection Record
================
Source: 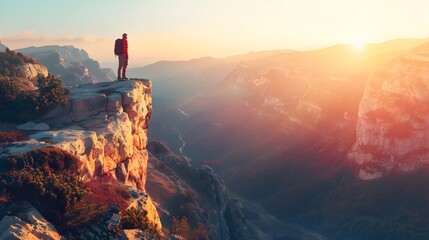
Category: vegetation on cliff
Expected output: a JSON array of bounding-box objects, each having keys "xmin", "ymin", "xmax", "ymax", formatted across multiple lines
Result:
[
  {"xmin": 0, "ymin": 147, "xmax": 87, "ymax": 218},
  {"xmin": 122, "ymin": 206, "xmax": 163, "ymax": 239},
  {"xmin": 0, "ymin": 73, "xmax": 70, "ymax": 121},
  {"xmin": 0, "ymin": 48, "xmax": 37, "ymax": 77},
  {"xmin": 171, "ymin": 216, "xmax": 210, "ymax": 240}
]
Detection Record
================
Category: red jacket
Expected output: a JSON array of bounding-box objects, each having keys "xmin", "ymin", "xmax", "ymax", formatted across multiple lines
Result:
[{"xmin": 122, "ymin": 38, "xmax": 128, "ymax": 58}]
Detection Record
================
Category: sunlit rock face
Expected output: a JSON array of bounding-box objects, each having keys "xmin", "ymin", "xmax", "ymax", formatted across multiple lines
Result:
[
  {"xmin": 349, "ymin": 54, "xmax": 429, "ymax": 180},
  {"xmin": 4, "ymin": 79, "xmax": 152, "ymax": 190},
  {"xmin": 16, "ymin": 63, "xmax": 49, "ymax": 81},
  {"xmin": 8, "ymin": 63, "xmax": 49, "ymax": 90}
]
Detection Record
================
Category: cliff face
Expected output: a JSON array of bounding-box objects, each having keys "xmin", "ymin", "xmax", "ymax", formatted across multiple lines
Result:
[
  {"xmin": 348, "ymin": 54, "xmax": 429, "ymax": 179},
  {"xmin": 6, "ymin": 79, "xmax": 152, "ymax": 189},
  {"xmin": 146, "ymin": 141, "xmax": 250, "ymax": 240}
]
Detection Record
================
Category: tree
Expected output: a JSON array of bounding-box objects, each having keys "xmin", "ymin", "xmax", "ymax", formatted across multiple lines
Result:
[
  {"xmin": 191, "ymin": 223, "xmax": 210, "ymax": 240},
  {"xmin": 172, "ymin": 216, "xmax": 192, "ymax": 239}
]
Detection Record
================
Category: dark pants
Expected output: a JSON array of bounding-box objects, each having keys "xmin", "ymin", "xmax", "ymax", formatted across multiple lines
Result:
[{"xmin": 118, "ymin": 54, "xmax": 128, "ymax": 79}]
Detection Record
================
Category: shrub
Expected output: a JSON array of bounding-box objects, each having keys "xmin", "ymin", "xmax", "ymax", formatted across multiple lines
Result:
[
  {"xmin": 0, "ymin": 74, "xmax": 70, "ymax": 122},
  {"xmin": 0, "ymin": 78, "xmax": 20, "ymax": 105},
  {"xmin": 0, "ymin": 167, "xmax": 88, "ymax": 216},
  {"xmin": 122, "ymin": 207, "xmax": 162, "ymax": 239},
  {"xmin": 3, "ymin": 147, "xmax": 80, "ymax": 172},
  {"xmin": 0, "ymin": 131, "xmax": 28, "ymax": 144},
  {"xmin": 84, "ymin": 181, "xmax": 131, "ymax": 210},
  {"xmin": 37, "ymin": 74, "xmax": 70, "ymax": 109},
  {"xmin": 172, "ymin": 216, "xmax": 210, "ymax": 240}
]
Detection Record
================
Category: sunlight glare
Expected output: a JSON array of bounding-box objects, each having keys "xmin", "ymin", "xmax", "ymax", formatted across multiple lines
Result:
[{"xmin": 346, "ymin": 33, "xmax": 369, "ymax": 52}]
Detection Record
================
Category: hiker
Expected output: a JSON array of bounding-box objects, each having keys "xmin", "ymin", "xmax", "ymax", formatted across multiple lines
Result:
[{"xmin": 114, "ymin": 33, "xmax": 129, "ymax": 79}]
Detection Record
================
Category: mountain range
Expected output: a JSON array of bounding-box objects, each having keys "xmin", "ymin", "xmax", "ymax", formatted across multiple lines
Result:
[{"xmin": 137, "ymin": 38, "xmax": 429, "ymax": 239}]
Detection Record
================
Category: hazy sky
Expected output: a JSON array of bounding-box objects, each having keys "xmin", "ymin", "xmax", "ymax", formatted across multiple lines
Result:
[{"xmin": 1, "ymin": 0, "xmax": 429, "ymax": 68}]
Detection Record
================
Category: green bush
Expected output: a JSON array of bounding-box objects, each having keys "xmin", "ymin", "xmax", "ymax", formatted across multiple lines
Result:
[
  {"xmin": 0, "ymin": 74, "xmax": 70, "ymax": 122},
  {"xmin": 4, "ymin": 147, "xmax": 80, "ymax": 172},
  {"xmin": 0, "ymin": 78, "xmax": 19, "ymax": 104},
  {"xmin": 0, "ymin": 167, "xmax": 88, "ymax": 216},
  {"xmin": 37, "ymin": 74, "xmax": 70, "ymax": 109},
  {"xmin": 0, "ymin": 147, "xmax": 87, "ymax": 218}
]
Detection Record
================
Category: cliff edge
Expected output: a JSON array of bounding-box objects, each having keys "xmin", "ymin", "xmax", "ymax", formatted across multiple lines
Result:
[
  {"xmin": 1, "ymin": 79, "xmax": 162, "ymax": 238},
  {"xmin": 5, "ymin": 79, "xmax": 152, "ymax": 189}
]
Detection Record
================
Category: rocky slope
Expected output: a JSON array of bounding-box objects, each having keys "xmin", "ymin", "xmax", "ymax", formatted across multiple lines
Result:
[
  {"xmin": 0, "ymin": 202, "xmax": 63, "ymax": 240},
  {"xmin": 16, "ymin": 45, "xmax": 115, "ymax": 85},
  {"xmin": 146, "ymin": 141, "xmax": 250, "ymax": 240},
  {"xmin": 348, "ymin": 53, "xmax": 429, "ymax": 179}
]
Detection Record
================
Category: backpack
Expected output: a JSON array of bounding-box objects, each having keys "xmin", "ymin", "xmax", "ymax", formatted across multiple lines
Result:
[{"xmin": 114, "ymin": 38, "xmax": 123, "ymax": 55}]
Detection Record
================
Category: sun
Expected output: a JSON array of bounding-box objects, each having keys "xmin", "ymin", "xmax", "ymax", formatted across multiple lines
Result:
[
  {"xmin": 351, "ymin": 41, "xmax": 366, "ymax": 51},
  {"xmin": 346, "ymin": 33, "xmax": 368, "ymax": 51}
]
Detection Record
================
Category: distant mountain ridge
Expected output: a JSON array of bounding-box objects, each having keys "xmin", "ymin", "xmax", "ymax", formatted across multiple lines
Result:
[
  {"xmin": 128, "ymin": 50, "xmax": 293, "ymax": 102},
  {"xmin": 16, "ymin": 45, "xmax": 115, "ymax": 86},
  {"xmin": 17, "ymin": 45, "xmax": 90, "ymax": 63}
]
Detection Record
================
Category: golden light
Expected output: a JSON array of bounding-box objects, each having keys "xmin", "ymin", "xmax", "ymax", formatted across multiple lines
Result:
[
  {"xmin": 351, "ymin": 41, "xmax": 366, "ymax": 51},
  {"xmin": 346, "ymin": 33, "xmax": 369, "ymax": 51}
]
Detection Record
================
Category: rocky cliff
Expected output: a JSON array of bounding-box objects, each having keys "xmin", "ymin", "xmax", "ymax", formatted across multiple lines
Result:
[
  {"xmin": 2, "ymin": 79, "xmax": 162, "ymax": 238},
  {"xmin": 146, "ymin": 141, "xmax": 250, "ymax": 240},
  {"xmin": 5, "ymin": 79, "xmax": 152, "ymax": 189},
  {"xmin": 348, "ymin": 53, "xmax": 429, "ymax": 180}
]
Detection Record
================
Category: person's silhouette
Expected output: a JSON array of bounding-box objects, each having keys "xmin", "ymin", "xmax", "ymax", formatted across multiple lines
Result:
[{"xmin": 115, "ymin": 33, "xmax": 129, "ymax": 79}]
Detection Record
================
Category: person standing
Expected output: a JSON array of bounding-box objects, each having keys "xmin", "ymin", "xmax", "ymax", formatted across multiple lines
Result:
[{"xmin": 115, "ymin": 33, "xmax": 129, "ymax": 79}]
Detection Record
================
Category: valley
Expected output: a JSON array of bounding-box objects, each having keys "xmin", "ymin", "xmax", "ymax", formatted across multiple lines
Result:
[{"xmin": 134, "ymin": 38, "xmax": 429, "ymax": 239}]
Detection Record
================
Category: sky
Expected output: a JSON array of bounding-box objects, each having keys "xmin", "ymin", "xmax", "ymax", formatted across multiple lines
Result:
[{"xmin": 2, "ymin": 0, "xmax": 429, "ymax": 68}]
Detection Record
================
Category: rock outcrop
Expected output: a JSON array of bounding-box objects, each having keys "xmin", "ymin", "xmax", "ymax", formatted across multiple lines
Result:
[
  {"xmin": 4, "ymin": 79, "xmax": 152, "ymax": 190},
  {"xmin": 15, "ymin": 63, "xmax": 48, "ymax": 82},
  {"xmin": 348, "ymin": 54, "xmax": 429, "ymax": 180},
  {"xmin": 1, "ymin": 79, "xmax": 164, "ymax": 238},
  {"xmin": 0, "ymin": 202, "xmax": 63, "ymax": 240}
]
